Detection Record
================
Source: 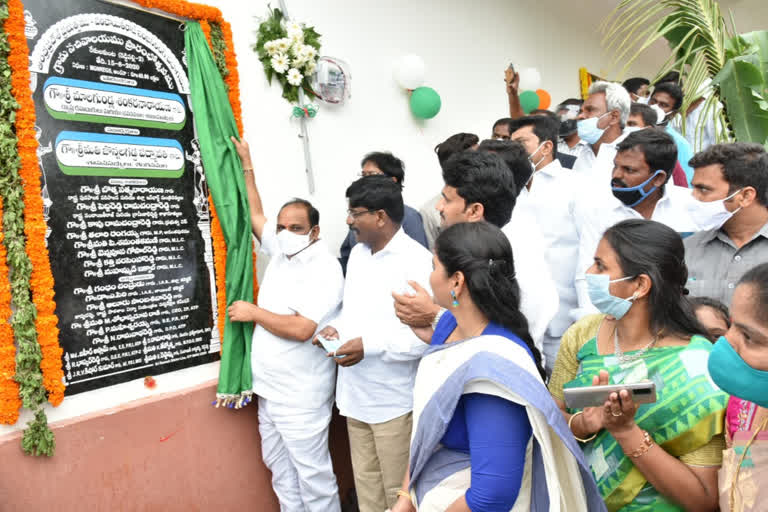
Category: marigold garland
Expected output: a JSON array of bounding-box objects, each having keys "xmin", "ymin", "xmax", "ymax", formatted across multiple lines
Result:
[
  {"xmin": 209, "ymin": 198, "xmax": 228, "ymax": 344},
  {"xmin": 200, "ymin": 19, "xmax": 212, "ymax": 49},
  {"xmin": 0, "ymin": 0, "xmax": 255, "ymax": 453},
  {"xmin": 130, "ymin": 0, "xmax": 222, "ymax": 23},
  {"xmin": 1, "ymin": 0, "xmax": 55, "ymax": 455},
  {"xmin": 219, "ymin": 20, "xmax": 244, "ymax": 135},
  {"xmin": 0, "ymin": 196, "xmax": 21, "ymax": 425},
  {"xmin": 7, "ymin": 0, "xmax": 65, "ymax": 407}
]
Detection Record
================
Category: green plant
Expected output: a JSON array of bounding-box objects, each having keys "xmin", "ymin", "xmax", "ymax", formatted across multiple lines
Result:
[
  {"xmin": 252, "ymin": 8, "xmax": 321, "ymax": 104},
  {"xmin": 602, "ymin": 0, "xmax": 768, "ymax": 149}
]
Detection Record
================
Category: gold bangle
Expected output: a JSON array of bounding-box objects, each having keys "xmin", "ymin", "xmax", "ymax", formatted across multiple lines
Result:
[
  {"xmin": 396, "ymin": 490, "xmax": 411, "ymax": 501},
  {"xmin": 569, "ymin": 411, "xmax": 597, "ymax": 443},
  {"xmin": 242, "ymin": 167, "xmax": 253, "ymax": 173},
  {"xmin": 627, "ymin": 429, "xmax": 654, "ymax": 458}
]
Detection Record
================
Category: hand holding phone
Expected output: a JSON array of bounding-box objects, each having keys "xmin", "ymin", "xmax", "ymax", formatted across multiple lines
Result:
[{"xmin": 564, "ymin": 381, "xmax": 656, "ymax": 409}]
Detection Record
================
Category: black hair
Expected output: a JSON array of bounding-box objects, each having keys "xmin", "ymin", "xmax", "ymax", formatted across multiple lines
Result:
[
  {"xmin": 616, "ymin": 128, "xmax": 678, "ymax": 185},
  {"xmin": 345, "ymin": 175, "xmax": 404, "ymax": 224},
  {"xmin": 442, "ymin": 151, "xmax": 517, "ymax": 228},
  {"xmin": 622, "ymin": 77, "xmax": 650, "ymax": 95},
  {"xmin": 530, "ymin": 109, "xmax": 554, "ymax": 116},
  {"xmin": 557, "ymin": 98, "xmax": 583, "ymax": 108},
  {"xmin": 657, "ymin": 70, "xmax": 681, "ymax": 85},
  {"xmin": 280, "ymin": 198, "xmax": 320, "ymax": 227},
  {"xmin": 361, "ymin": 152, "xmax": 405, "ymax": 185},
  {"xmin": 492, "ymin": 117, "xmax": 514, "ymax": 131},
  {"xmin": 630, "ymin": 103, "xmax": 658, "ymax": 127},
  {"xmin": 690, "ymin": 296, "xmax": 731, "ymax": 328},
  {"xmin": 652, "ymin": 81, "xmax": 684, "ymax": 110},
  {"xmin": 477, "ymin": 139, "xmax": 533, "ymax": 196},
  {"xmin": 435, "ymin": 221, "xmax": 546, "ymax": 380},
  {"xmin": 689, "ymin": 143, "xmax": 768, "ymax": 206},
  {"xmin": 435, "ymin": 133, "xmax": 479, "ymax": 167},
  {"xmin": 738, "ymin": 263, "xmax": 768, "ymax": 322},
  {"xmin": 509, "ymin": 115, "xmax": 560, "ymax": 158},
  {"xmin": 603, "ymin": 219, "xmax": 707, "ymax": 338}
]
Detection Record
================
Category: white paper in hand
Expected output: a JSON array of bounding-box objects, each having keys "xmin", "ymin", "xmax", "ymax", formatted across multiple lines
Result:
[{"xmin": 317, "ymin": 336, "xmax": 347, "ymax": 358}]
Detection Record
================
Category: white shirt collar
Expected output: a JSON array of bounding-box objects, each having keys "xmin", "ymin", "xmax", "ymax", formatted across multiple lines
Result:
[
  {"xmin": 537, "ymin": 158, "xmax": 566, "ymax": 178},
  {"xmin": 360, "ymin": 227, "xmax": 410, "ymax": 258}
]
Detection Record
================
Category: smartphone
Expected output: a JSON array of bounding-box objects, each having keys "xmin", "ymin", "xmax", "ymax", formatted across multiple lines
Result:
[
  {"xmin": 316, "ymin": 335, "xmax": 346, "ymax": 358},
  {"xmin": 507, "ymin": 62, "xmax": 515, "ymax": 72},
  {"xmin": 563, "ymin": 381, "xmax": 657, "ymax": 409}
]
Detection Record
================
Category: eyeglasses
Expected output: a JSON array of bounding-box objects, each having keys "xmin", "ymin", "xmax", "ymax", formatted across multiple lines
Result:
[{"xmin": 347, "ymin": 209, "xmax": 376, "ymax": 219}]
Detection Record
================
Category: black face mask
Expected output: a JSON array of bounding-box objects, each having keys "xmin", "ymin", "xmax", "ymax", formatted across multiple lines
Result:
[
  {"xmin": 610, "ymin": 171, "xmax": 663, "ymax": 207},
  {"xmin": 559, "ymin": 119, "xmax": 577, "ymax": 137}
]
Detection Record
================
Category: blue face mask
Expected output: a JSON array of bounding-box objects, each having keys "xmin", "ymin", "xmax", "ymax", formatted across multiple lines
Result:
[
  {"xmin": 708, "ymin": 336, "xmax": 768, "ymax": 408},
  {"xmin": 577, "ymin": 113, "xmax": 609, "ymax": 144},
  {"xmin": 611, "ymin": 170, "xmax": 664, "ymax": 207},
  {"xmin": 586, "ymin": 273, "xmax": 637, "ymax": 319}
]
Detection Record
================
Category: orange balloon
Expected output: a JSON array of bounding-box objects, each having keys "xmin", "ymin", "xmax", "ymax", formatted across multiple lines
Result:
[{"xmin": 536, "ymin": 89, "xmax": 551, "ymax": 110}]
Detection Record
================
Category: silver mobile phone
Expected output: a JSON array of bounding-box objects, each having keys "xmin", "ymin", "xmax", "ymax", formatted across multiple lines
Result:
[{"xmin": 563, "ymin": 381, "xmax": 657, "ymax": 409}]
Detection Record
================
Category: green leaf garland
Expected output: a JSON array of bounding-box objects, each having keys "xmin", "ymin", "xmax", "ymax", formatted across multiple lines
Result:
[{"xmin": 0, "ymin": 0, "xmax": 54, "ymax": 456}]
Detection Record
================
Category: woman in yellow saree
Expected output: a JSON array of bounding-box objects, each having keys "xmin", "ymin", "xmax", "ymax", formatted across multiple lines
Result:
[{"xmin": 549, "ymin": 219, "xmax": 728, "ymax": 511}]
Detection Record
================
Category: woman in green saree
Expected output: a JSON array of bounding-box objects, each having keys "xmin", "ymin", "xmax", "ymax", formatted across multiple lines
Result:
[{"xmin": 549, "ymin": 219, "xmax": 728, "ymax": 511}]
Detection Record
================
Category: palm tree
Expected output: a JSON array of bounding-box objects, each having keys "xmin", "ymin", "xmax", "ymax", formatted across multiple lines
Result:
[{"xmin": 602, "ymin": 0, "xmax": 768, "ymax": 149}]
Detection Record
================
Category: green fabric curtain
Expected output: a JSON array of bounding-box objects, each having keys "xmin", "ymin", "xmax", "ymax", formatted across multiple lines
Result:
[{"xmin": 185, "ymin": 22, "xmax": 254, "ymax": 406}]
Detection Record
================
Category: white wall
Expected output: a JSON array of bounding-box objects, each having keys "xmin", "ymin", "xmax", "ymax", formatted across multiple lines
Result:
[
  {"xmin": 217, "ymin": 0, "xmax": 623, "ymax": 253},
  {"xmin": 0, "ymin": 0, "xmax": 665, "ymax": 434}
]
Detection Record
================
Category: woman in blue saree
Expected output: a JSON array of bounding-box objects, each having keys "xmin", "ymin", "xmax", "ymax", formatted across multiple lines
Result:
[{"xmin": 392, "ymin": 222, "xmax": 604, "ymax": 512}]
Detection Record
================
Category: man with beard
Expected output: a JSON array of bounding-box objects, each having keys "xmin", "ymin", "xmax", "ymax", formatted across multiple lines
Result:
[{"xmin": 572, "ymin": 128, "xmax": 700, "ymax": 317}]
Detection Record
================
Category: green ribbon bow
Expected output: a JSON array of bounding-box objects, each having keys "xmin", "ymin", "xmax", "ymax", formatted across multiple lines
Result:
[{"xmin": 292, "ymin": 104, "xmax": 319, "ymax": 118}]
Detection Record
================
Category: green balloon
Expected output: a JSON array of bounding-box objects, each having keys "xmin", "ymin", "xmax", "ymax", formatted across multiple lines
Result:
[
  {"xmin": 519, "ymin": 90, "xmax": 540, "ymax": 114},
  {"xmin": 410, "ymin": 87, "xmax": 442, "ymax": 119}
]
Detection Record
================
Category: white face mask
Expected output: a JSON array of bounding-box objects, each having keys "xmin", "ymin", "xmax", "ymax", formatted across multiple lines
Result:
[
  {"xmin": 649, "ymin": 104, "xmax": 666, "ymax": 125},
  {"xmin": 687, "ymin": 189, "xmax": 743, "ymax": 231},
  {"xmin": 528, "ymin": 141, "xmax": 547, "ymax": 172},
  {"xmin": 637, "ymin": 95, "xmax": 650, "ymax": 105},
  {"xmin": 277, "ymin": 229, "xmax": 312, "ymax": 256}
]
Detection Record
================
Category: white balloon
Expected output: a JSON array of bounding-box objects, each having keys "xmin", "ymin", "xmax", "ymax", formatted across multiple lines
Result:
[
  {"xmin": 393, "ymin": 55, "xmax": 426, "ymax": 90},
  {"xmin": 518, "ymin": 67, "xmax": 542, "ymax": 91}
]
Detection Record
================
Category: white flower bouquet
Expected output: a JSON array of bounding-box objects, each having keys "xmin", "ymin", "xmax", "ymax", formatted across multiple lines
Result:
[{"xmin": 254, "ymin": 8, "xmax": 321, "ymax": 103}]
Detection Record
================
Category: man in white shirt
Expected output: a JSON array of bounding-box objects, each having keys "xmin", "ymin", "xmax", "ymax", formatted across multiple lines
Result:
[
  {"xmin": 314, "ymin": 176, "xmax": 432, "ymax": 512},
  {"xmin": 227, "ymin": 138, "xmax": 344, "ymax": 512},
  {"xmin": 509, "ymin": 115, "xmax": 582, "ymax": 374},
  {"xmin": 572, "ymin": 81, "xmax": 631, "ymax": 186},
  {"xmin": 393, "ymin": 150, "xmax": 559, "ymax": 354},
  {"xmin": 572, "ymin": 128, "xmax": 699, "ymax": 318},
  {"xmin": 671, "ymin": 80, "xmax": 722, "ymax": 153}
]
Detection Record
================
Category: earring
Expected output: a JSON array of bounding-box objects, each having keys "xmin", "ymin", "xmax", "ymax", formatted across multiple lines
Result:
[{"xmin": 450, "ymin": 290, "xmax": 459, "ymax": 308}]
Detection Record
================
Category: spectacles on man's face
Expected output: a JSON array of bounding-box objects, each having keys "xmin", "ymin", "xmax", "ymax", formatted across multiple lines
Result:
[{"xmin": 347, "ymin": 208, "xmax": 377, "ymax": 219}]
